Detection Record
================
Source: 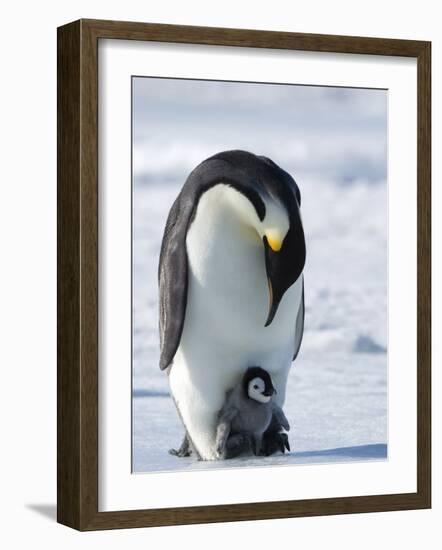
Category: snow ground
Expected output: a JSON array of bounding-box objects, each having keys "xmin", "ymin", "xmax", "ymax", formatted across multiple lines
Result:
[
  {"xmin": 133, "ymin": 354, "xmax": 387, "ymax": 473},
  {"xmin": 131, "ymin": 80, "xmax": 388, "ymax": 473}
]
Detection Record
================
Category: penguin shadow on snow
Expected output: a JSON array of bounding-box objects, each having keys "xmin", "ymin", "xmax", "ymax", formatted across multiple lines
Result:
[{"xmin": 183, "ymin": 443, "xmax": 388, "ymax": 470}]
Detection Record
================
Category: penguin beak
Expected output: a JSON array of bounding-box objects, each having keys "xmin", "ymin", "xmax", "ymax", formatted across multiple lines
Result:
[
  {"xmin": 263, "ymin": 235, "xmax": 284, "ymax": 327},
  {"xmin": 263, "ymin": 217, "xmax": 306, "ymax": 327},
  {"xmin": 265, "ymin": 274, "xmax": 278, "ymax": 328},
  {"xmin": 263, "ymin": 387, "xmax": 276, "ymax": 397},
  {"xmin": 265, "ymin": 230, "xmax": 284, "ymax": 253},
  {"xmin": 263, "ymin": 230, "xmax": 284, "ymax": 328}
]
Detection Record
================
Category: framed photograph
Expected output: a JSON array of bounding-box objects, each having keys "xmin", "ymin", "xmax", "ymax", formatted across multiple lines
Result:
[{"xmin": 57, "ymin": 19, "xmax": 431, "ymax": 530}]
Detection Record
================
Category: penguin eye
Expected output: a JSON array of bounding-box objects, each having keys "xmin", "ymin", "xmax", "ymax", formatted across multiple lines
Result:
[{"xmin": 253, "ymin": 384, "xmax": 258, "ymax": 390}]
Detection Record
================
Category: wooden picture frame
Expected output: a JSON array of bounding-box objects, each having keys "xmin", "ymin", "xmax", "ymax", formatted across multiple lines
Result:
[{"xmin": 57, "ymin": 18, "xmax": 431, "ymax": 530}]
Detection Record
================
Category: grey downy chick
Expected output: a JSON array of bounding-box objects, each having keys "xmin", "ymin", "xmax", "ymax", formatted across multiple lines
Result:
[{"xmin": 215, "ymin": 367, "xmax": 290, "ymax": 458}]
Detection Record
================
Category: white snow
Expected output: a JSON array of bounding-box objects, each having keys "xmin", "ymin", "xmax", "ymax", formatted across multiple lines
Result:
[{"xmin": 131, "ymin": 79, "xmax": 388, "ymax": 473}]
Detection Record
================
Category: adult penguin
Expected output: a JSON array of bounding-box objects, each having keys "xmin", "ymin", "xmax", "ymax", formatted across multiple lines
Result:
[{"xmin": 158, "ymin": 150, "xmax": 306, "ymax": 460}]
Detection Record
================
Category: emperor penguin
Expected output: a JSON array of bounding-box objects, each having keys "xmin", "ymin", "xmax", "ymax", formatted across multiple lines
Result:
[{"xmin": 158, "ymin": 150, "xmax": 306, "ymax": 460}]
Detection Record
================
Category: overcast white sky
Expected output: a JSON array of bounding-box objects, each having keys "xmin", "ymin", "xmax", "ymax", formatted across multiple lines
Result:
[{"xmin": 132, "ymin": 77, "xmax": 387, "ymax": 185}]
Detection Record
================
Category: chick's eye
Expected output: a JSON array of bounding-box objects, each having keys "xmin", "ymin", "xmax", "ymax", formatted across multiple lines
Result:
[{"xmin": 253, "ymin": 385, "xmax": 258, "ymax": 389}]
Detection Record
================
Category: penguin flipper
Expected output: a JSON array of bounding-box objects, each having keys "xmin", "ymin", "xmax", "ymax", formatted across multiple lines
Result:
[
  {"xmin": 169, "ymin": 433, "xmax": 192, "ymax": 458},
  {"xmin": 262, "ymin": 411, "xmax": 291, "ymax": 455},
  {"xmin": 292, "ymin": 275, "xmax": 305, "ymax": 361},
  {"xmin": 158, "ymin": 195, "xmax": 190, "ymax": 370},
  {"xmin": 215, "ymin": 407, "xmax": 238, "ymax": 457},
  {"xmin": 272, "ymin": 404, "xmax": 290, "ymax": 432}
]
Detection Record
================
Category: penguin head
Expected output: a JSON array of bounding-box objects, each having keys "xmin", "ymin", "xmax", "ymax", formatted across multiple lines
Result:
[
  {"xmin": 197, "ymin": 150, "xmax": 306, "ymax": 326},
  {"xmin": 224, "ymin": 184, "xmax": 290, "ymax": 252},
  {"xmin": 243, "ymin": 366, "xmax": 276, "ymax": 404}
]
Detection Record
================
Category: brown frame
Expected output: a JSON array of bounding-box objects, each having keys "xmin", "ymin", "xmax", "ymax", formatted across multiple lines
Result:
[{"xmin": 57, "ymin": 18, "xmax": 431, "ymax": 531}]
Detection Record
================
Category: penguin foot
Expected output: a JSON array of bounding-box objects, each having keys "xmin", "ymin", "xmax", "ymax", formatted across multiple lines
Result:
[
  {"xmin": 169, "ymin": 434, "xmax": 192, "ymax": 457},
  {"xmin": 169, "ymin": 447, "xmax": 192, "ymax": 457},
  {"xmin": 262, "ymin": 431, "xmax": 290, "ymax": 456},
  {"xmin": 223, "ymin": 434, "xmax": 252, "ymax": 459}
]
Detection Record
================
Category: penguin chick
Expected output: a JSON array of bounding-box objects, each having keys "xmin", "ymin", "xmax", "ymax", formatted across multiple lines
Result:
[{"xmin": 215, "ymin": 367, "xmax": 290, "ymax": 458}]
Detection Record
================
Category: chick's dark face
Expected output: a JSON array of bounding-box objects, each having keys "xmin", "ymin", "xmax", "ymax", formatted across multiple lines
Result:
[{"xmin": 243, "ymin": 367, "xmax": 276, "ymax": 402}]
